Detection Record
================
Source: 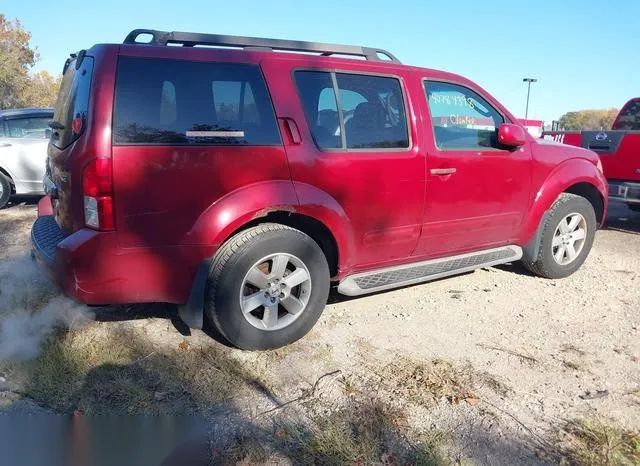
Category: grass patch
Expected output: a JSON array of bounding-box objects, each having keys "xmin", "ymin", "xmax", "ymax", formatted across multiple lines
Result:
[
  {"xmin": 19, "ymin": 323, "xmax": 269, "ymax": 414},
  {"xmin": 560, "ymin": 419, "xmax": 640, "ymax": 466},
  {"xmin": 220, "ymin": 399, "xmax": 448, "ymax": 465},
  {"xmin": 376, "ymin": 357, "xmax": 505, "ymax": 407}
]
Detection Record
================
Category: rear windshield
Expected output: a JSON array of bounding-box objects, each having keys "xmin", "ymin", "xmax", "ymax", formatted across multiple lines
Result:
[
  {"xmin": 612, "ymin": 99, "xmax": 640, "ymax": 131},
  {"xmin": 52, "ymin": 56, "xmax": 94, "ymax": 148},
  {"xmin": 113, "ymin": 57, "xmax": 281, "ymax": 146}
]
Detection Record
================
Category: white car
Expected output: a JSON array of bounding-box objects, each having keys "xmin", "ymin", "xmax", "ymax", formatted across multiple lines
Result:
[{"xmin": 0, "ymin": 108, "xmax": 53, "ymax": 208}]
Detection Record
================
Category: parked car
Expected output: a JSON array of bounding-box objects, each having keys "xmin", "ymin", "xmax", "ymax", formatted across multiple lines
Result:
[
  {"xmin": 0, "ymin": 108, "xmax": 53, "ymax": 208},
  {"xmin": 543, "ymin": 98, "xmax": 640, "ymax": 212},
  {"xmin": 32, "ymin": 29, "xmax": 607, "ymax": 349}
]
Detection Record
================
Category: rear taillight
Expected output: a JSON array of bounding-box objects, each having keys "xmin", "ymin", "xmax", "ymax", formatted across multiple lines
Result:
[{"xmin": 82, "ymin": 158, "xmax": 114, "ymax": 231}]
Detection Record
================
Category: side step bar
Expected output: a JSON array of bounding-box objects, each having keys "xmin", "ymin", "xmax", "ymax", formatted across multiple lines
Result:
[{"xmin": 337, "ymin": 245, "xmax": 522, "ymax": 296}]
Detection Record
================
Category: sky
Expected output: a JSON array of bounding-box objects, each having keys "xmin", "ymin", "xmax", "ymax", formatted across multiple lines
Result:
[{"xmin": 4, "ymin": 0, "xmax": 639, "ymax": 122}]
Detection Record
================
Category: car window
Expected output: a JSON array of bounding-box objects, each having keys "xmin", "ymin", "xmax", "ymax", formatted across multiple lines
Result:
[
  {"xmin": 52, "ymin": 56, "xmax": 94, "ymax": 148},
  {"xmin": 337, "ymin": 74, "xmax": 409, "ymax": 149},
  {"xmin": 295, "ymin": 72, "xmax": 341, "ymax": 149},
  {"xmin": 113, "ymin": 58, "xmax": 280, "ymax": 146},
  {"xmin": 5, "ymin": 117, "xmax": 51, "ymax": 138},
  {"xmin": 612, "ymin": 99, "xmax": 640, "ymax": 130},
  {"xmin": 294, "ymin": 71, "xmax": 409, "ymax": 150},
  {"xmin": 425, "ymin": 81, "xmax": 504, "ymax": 150}
]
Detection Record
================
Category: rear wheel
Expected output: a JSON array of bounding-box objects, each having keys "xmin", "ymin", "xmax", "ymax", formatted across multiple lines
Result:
[
  {"xmin": 522, "ymin": 193, "xmax": 597, "ymax": 279},
  {"xmin": 205, "ymin": 223, "xmax": 330, "ymax": 350},
  {"xmin": 0, "ymin": 173, "xmax": 11, "ymax": 209}
]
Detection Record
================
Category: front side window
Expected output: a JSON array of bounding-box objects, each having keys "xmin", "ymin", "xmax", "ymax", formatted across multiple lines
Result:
[
  {"xmin": 113, "ymin": 58, "xmax": 281, "ymax": 146},
  {"xmin": 425, "ymin": 81, "xmax": 504, "ymax": 150},
  {"xmin": 5, "ymin": 117, "xmax": 51, "ymax": 138},
  {"xmin": 294, "ymin": 71, "xmax": 409, "ymax": 150}
]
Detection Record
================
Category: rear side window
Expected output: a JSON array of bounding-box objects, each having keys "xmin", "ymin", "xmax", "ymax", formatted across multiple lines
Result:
[
  {"xmin": 5, "ymin": 117, "xmax": 51, "ymax": 138},
  {"xmin": 113, "ymin": 58, "xmax": 280, "ymax": 146},
  {"xmin": 612, "ymin": 99, "xmax": 640, "ymax": 130},
  {"xmin": 52, "ymin": 57, "xmax": 94, "ymax": 149},
  {"xmin": 295, "ymin": 71, "xmax": 409, "ymax": 150}
]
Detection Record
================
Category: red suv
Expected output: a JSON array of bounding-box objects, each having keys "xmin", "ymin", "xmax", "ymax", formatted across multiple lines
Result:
[{"xmin": 32, "ymin": 29, "xmax": 608, "ymax": 349}]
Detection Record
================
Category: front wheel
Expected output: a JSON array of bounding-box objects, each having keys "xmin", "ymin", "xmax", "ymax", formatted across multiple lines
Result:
[
  {"xmin": 205, "ymin": 223, "xmax": 330, "ymax": 350},
  {"xmin": 522, "ymin": 193, "xmax": 597, "ymax": 279}
]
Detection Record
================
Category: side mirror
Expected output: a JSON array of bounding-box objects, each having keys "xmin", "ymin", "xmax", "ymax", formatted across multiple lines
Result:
[
  {"xmin": 45, "ymin": 128, "xmax": 52, "ymax": 139},
  {"xmin": 497, "ymin": 123, "xmax": 527, "ymax": 148}
]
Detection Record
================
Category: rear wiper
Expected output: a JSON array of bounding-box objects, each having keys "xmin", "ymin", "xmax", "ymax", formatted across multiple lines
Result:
[{"xmin": 48, "ymin": 121, "xmax": 65, "ymax": 130}]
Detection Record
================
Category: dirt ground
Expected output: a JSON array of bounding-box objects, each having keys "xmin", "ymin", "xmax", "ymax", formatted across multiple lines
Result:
[{"xmin": 0, "ymin": 197, "xmax": 638, "ymax": 465}]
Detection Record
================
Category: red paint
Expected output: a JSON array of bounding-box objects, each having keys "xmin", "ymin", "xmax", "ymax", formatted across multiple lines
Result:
[
  {"xmin": 544, "ymin": 98, "xmax": 640, "ymax": 184},
  {"xmin": 34, "ymin": 40, "xmax": 607, "ymax": 306},
  {"xmin": 497, "ymin": 123, "xmax": 527, "ymax": 147}
]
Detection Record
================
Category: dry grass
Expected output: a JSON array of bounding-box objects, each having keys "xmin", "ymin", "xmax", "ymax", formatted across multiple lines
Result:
[
  {"xmin": 219, "ymin": 399, "xmax": 448, "ymax": 465},
  {"xmin": 18, "ymin": 323, "xmax": 269, "ymax": 414},
  {"xmin": 371, "ymin": 357, "xmax": 509, "ymax": 407},
  {"xmin": 0, "ymin": 205, "xmax": 36, "ymax": 260},
  {"xmin": 560, "ymin": 419, "xmax": 640, "ymax": 466}
]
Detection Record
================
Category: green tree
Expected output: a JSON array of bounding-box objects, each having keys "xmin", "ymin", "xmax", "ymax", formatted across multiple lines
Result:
[
  {"xmin": 0, "ymin": 15, "xmax": 60, "ymax": 109},
  {"xmin": 558, "ymin": 108, "xmax": 619, "ymax": 130}
]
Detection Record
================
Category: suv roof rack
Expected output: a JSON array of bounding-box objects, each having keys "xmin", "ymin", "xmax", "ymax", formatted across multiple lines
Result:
[{"xmin": 123, "ymin": 29, "xmax": 401, "ymax": 64}]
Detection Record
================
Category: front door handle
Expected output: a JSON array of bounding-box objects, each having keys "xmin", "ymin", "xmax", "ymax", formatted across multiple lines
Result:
[
  {"xmin": 0, "ymin": 143, "xmax": 11, "ymax": 148},
  {"xmin": 430, "ymin": 168, "xmax": 456, "ymax": 176}
]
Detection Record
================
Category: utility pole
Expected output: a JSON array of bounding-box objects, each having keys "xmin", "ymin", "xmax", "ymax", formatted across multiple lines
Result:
[{"xmin": 523, "ymin": 78, "xmax": 537, "ymax": 121}]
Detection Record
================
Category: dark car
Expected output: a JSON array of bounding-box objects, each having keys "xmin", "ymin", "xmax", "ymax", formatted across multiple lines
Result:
[{"xmin": 32, "ymin": 29, "xmax": 607, "ymax": 349}]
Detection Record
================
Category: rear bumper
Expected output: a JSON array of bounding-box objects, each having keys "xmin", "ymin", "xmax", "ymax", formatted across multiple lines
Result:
[
  {"xmin": 609, "ymin": 180, "xmax": 640, "ymax": 204},
  {"xmin": 31, "ymin": 199, "xmax": 214, "ymax": 305}
]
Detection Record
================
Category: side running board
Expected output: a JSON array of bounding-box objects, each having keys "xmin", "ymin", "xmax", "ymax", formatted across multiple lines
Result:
[{"xmin": 337, "ymin": 245, "xmax": 522, "ymax": 296}]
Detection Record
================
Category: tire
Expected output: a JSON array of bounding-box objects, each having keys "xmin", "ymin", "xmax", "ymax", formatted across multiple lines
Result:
[
  {"xmin": 522, "ymin": 193, "xmax": 597, "ymax": 279},
  {"xmin": 205, "ymin": 223, "xmax": 330, "ymax": 350},
  {"xmin": 0, "ymin": 173, "xmax": 11, "ymax": 209}
]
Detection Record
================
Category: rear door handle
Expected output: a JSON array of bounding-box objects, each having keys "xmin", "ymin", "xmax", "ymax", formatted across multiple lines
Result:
[
  {"xmin": 0, "ymin": 143, "xmax": 11, "ymax": 148},
  {"xmin": 280, "ymin": 118, "xmax": 301, "ymax": 145},
  {"xmin": 430, "ymin": 168, "xmax": 456, "ymax": 176}
]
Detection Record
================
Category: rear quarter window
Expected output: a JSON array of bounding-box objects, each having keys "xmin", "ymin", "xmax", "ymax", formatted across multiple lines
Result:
[
  {"xmin": 113, "ymin": 58, "xmax": 281, "ymax": 146},
  {"xmin": 52, "ymin": 57, "xmax": 94, "ymax": 148},
  {"xmin": 612, "ymin": 99, "xmax": 640, "ymax": 130}
]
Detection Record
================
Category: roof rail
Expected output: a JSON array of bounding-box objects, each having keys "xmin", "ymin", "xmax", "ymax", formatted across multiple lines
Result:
[{"xmin": 123, "ymin": 29, "xmax": 401, "ymax": 63}]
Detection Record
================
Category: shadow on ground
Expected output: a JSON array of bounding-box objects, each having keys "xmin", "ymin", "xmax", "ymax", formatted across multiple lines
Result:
[
  {"xmin": 0, "ymin": 320, "xmax": 550, "ymax": 466},
  {"xmin": 604, "ymin": 199, "xmax": 640, "ymax": 235},
  {"xmin": 2, "ymin": 195, "xmax": 40, "ymax": 209},
  {"xmin": 91, "ymin": 303, "xmax": 234, "ymax": 347}
]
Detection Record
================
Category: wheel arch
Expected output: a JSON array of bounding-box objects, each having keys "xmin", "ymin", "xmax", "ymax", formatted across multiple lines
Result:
[
  {"xmin": 521, "ymin": 158, "xmax": 607, "ymax": 261},
  {"xmin": 179, "ymin": 182, "xmax": 354, "ymax": 329},
  {"xmin": 0, "ymin": 166, "xmax": 15, "ymax": 193},
  {"xmin": 225, "ymin": 211, "xmax": 340, "ymax": 278},
  {"xmin": 563, "ymin": 181, "xmax": 605, "ymax": 225}
]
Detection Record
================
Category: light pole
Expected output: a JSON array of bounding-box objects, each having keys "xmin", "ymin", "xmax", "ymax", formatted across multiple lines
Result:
[{"xmin": 523, "ymin": 78, "xmax": 537, "ymax": 121}]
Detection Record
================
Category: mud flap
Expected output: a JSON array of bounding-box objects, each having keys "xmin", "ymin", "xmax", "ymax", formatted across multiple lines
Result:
[
  {"xmin": 522, "ymin": 209, "xmax": 551, "ymax": 262},
  {"xmin": 177, "ymin": 259, "xmax": 212, "ymax": 330}
]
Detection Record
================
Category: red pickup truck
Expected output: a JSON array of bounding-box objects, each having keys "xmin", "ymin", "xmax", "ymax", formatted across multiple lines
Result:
[{"xmin": 543, "ymin": 98, "xmax": 640, "ymax": 211}]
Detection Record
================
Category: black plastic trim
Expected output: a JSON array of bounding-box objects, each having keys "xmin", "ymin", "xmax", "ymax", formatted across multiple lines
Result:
[
  {"xmin": 123, "ymin": 29, "xmax": 401, "ymax": 63},
  {"xmin": 177, "ymin": 259, "xmax": 212, "ymax": 329}
]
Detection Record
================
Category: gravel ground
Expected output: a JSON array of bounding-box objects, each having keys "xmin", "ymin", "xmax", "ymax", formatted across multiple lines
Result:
[{"xmin": 0, "ymin": 198, "xmax": 638, "ymax": 464}]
